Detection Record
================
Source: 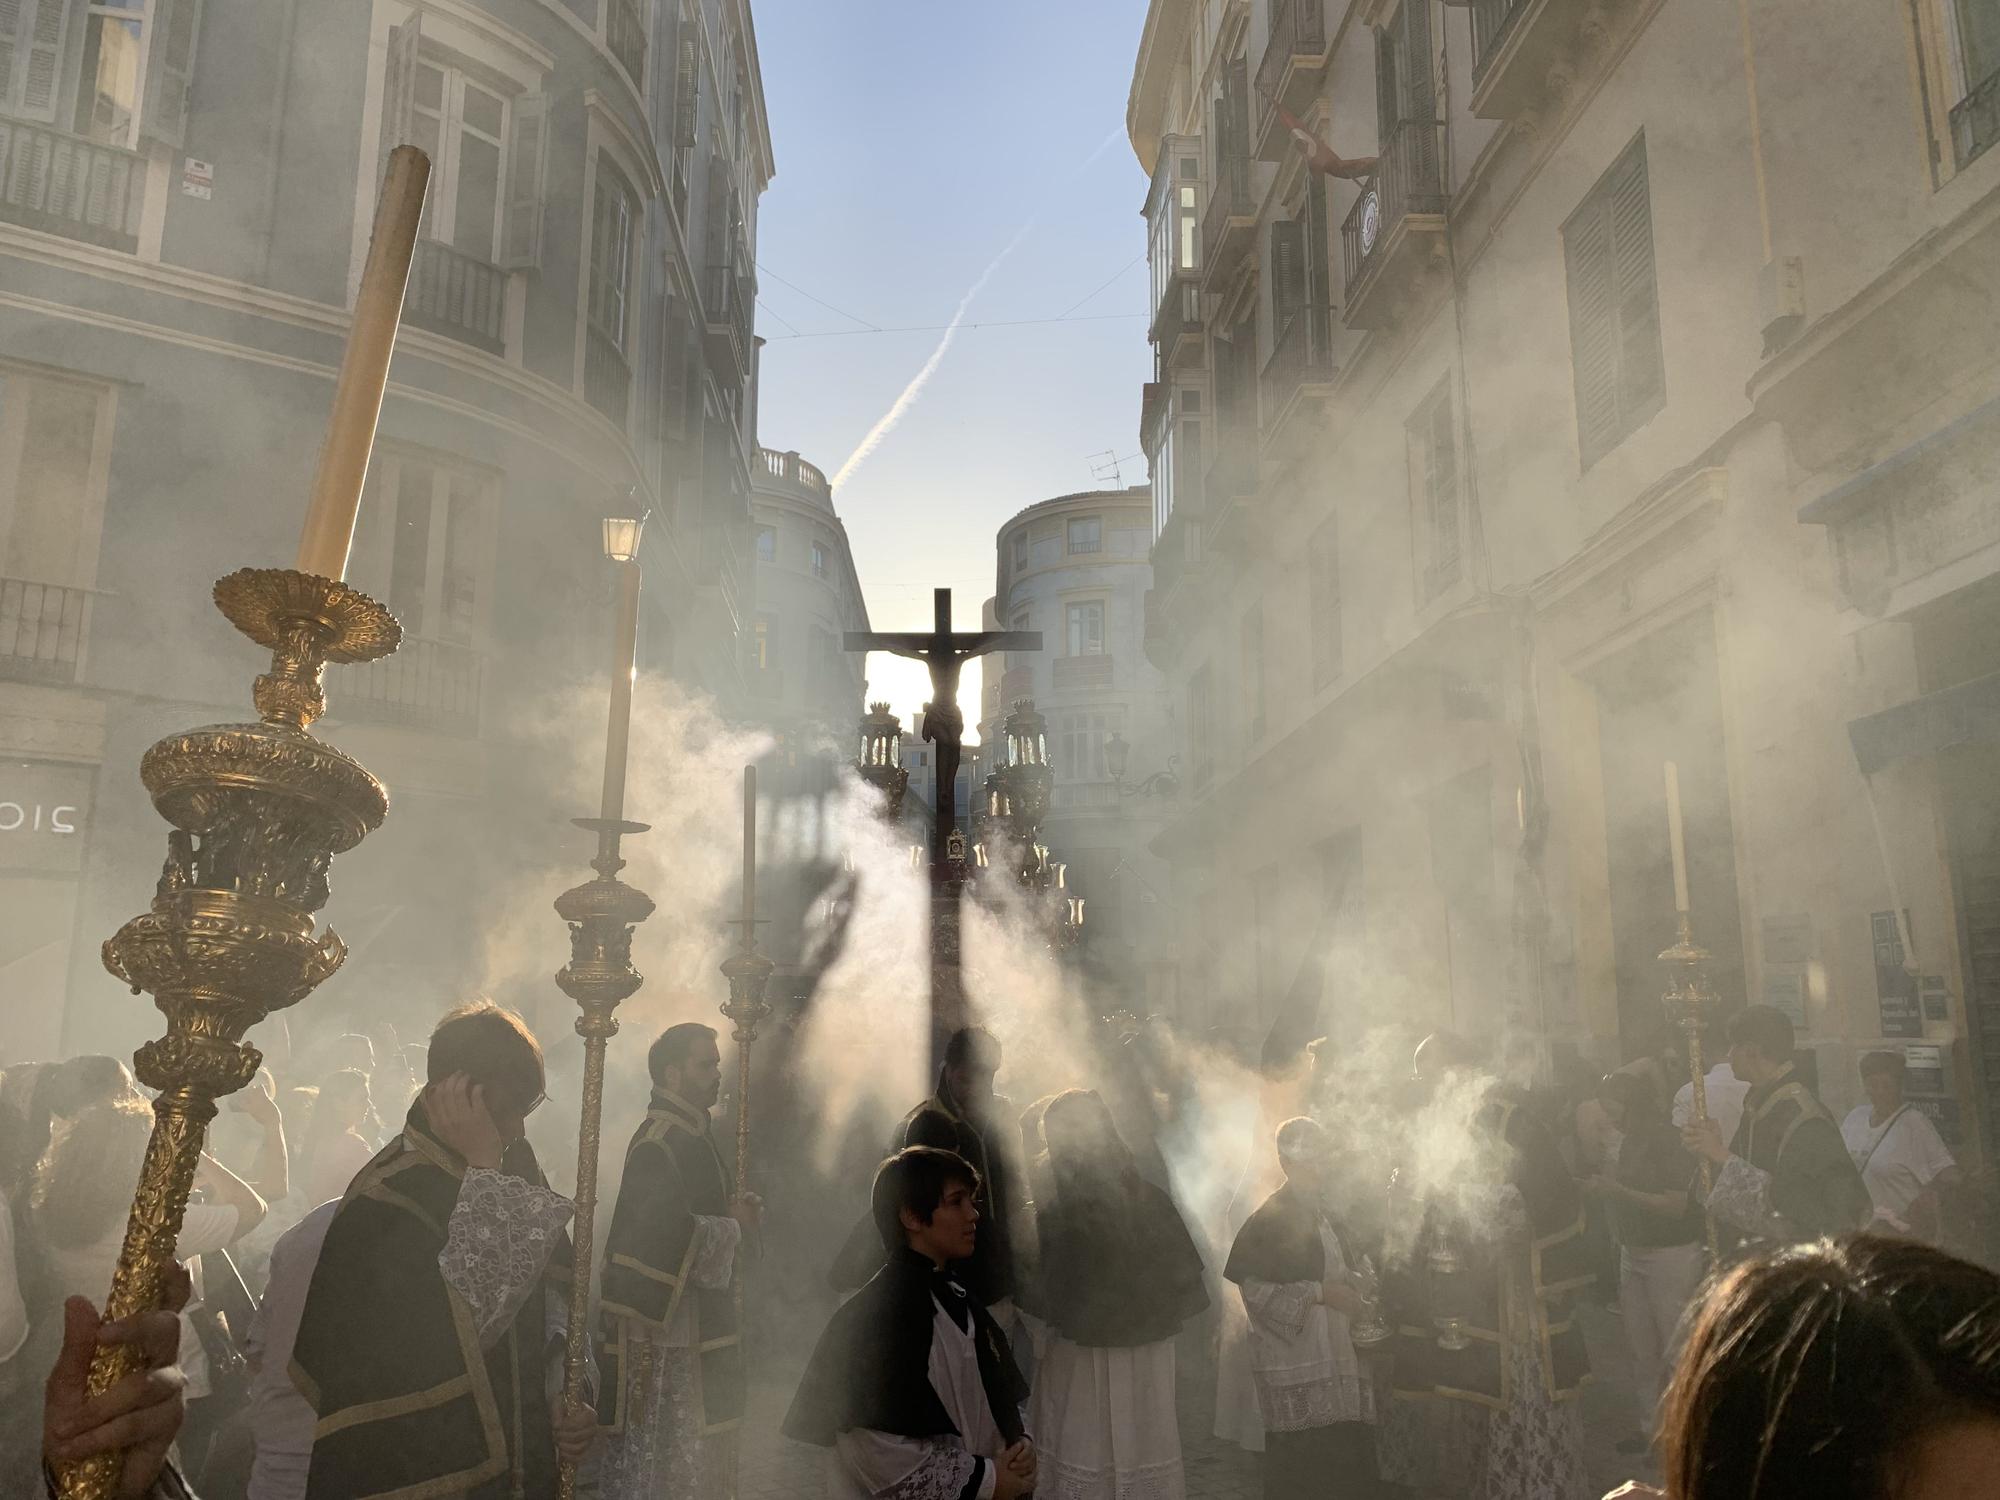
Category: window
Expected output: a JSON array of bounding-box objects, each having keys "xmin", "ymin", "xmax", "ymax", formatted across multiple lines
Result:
[
  {"xmin": 755, "ymin": 525, "xmax": 776, "ymax": 562},
  {"xmin": 1309, "ymin": 516, "xmax": 1341, "ymax": 688},
  {"xmin": 811, "ymin": 541, "xmax": 829, "ymax": 578},
  {"xmin": 1012, "ymin": 532, "xmax": 1028, "ymax": 572},
  {"xmin": 408, "ymin": 60, "xmax": 510, "ymax": 262},
  {"xmin": 1920, "ymin": 0, "xmax": 2000, "ymax": 169},
  {"xmin": 1067, "ymin": 516, "xmax": 1102, "ymax": 554},
  {"xmin": 1056, "ymin": 711, "xmax": 1119, "ymax": 782},
  {"xmin": 1242, "ymin": 602, "xmax": 1265, "ymax": 741},
  {"xmin": 0, "ymin": 0, "xmax": 70, "ymax": 124},
  {"xmin": 76, "ymin": 2, "xmax": 145, "ymax": 145},
  {"xmin": 1188, "ymin": 662, "xmax": 1214, "ymax": 791},
  {"xmin": 1066, "ymin": 600, "xmax": 1106, "ymax": 656},
  {"xmin": 1146, "ymin": 135, "xmax": 1202, "ymax": 324},
  {"xmin": 1408, "ymin": 379, "xmax": 1462, "ymax": 600},
  {"xmin": 0, "ymin": 366, "xmax": 110, "ymax": 584},
  {"xmin": 606, "ymin": 0, "xmax": 646, "ymax": 87},
  {"xmin": 353, "ymin": 451, "xmax": 495, "ymax": 645},
  {"xmin": 752, "ymin": 616, "xmax": 771, "ymax": 671},
  {"xmin": 589, "ymin": 160, "xmax": 637, "ymax": 350},
  {"xmin": 1563, "ymin": 134, "xmax": 1665, "ymax": 469},
  {"xmin": 1029, "ymin": 524, "xmax": 1061, "ymax": 569}
]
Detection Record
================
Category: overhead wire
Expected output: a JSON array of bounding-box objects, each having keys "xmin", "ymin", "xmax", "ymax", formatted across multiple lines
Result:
[
  {"xmin": 754, "ymin": 261, "xmax": 881, "ymax": 330},
  {"xmin": 764, "ymin": 310, "xmax": 1146, "ymax": 341}
]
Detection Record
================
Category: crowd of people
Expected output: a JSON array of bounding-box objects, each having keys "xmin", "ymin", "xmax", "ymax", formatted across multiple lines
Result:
[{"xmin": 1, "ymin": 996, "xmax": 1995, "ymax": 1500}]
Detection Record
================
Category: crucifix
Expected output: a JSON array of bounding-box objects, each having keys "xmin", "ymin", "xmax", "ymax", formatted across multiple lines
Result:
[
  {"xmin": 847, "ymin": 588, "xmax": 1041, "ymax": 1045},
  {"xmin": 846, "ymin": 587, "xmax": 1040, "ymax": 863}
]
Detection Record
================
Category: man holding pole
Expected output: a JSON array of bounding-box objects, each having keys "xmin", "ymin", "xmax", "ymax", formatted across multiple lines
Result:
[{"xmin": 595, "ymin": 1023, "xmax": 760, "ymax": 1499}]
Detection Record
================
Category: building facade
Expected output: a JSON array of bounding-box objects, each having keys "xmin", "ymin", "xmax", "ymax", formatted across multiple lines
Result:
[
  {"xmin": 0, "ymin": 0, "xmax": 774, "ymax": 1061},
  {"xmin": 747, "ymin": 445, "xmax": 868, "ymax": 741},
  {"xmin": 1128, "ymin": 0, "xmax": 2000, "ymax": 1149},
  {"xmin": 977, "ymin": 486, "xmax": 1180, "ymax": 1016}
]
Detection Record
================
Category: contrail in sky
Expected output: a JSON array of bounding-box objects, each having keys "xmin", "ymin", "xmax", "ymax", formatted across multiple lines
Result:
[{"xmin": 831, "ymin": 125, "xmax": 1128, "ymax": 493}]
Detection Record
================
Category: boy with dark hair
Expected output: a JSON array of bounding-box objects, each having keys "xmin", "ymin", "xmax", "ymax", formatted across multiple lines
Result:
[
  {"xmin": 786, "ymin": 1147, "xmax": 1035, "ymax": 1500},
  {"xmin": 291, "ymin": 1002, "xmax": 594, "ymax": 1498},
  {"xmin": 595, "ymin": 1021, "xmax": 758, "ymax": 1500},
  {"xmin": 1684, "ymin": 1004, "xmax": 1872, "ymax": 1245}
]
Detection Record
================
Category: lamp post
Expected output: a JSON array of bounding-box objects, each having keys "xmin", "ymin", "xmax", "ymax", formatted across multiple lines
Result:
[
  {"xmin": 1000, "ymin": 699, "xmax": 1053, "ymax": 847},
  {"xmin": 855, "ymin": 700, "xmax": 909, "ymax": 823},
  {"xmin": 1106, "ymin": 730, "xmax": 1180, "ymax": 801},
  {"xmin": 56, "ymin": 146, "xmax": 431, "ymax": 1500},
  {"xmin": 554, "ymin": 511, "xmax": 657, "ymax": 1500}
]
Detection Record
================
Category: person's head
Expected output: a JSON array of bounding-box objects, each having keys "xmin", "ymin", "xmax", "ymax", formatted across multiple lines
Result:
[
  {"xmin": 1663, "ymin": 1236, "xmax": 2000, "ymax": 1500},
  {"xmin": 38, "ymin": 1055, "xmax": 139, "ymax": 1125},
  {"xmin": 427, "ymin": 1002, "xmax": 545, "ymax": 1144},
  {"xmin": 1040, "ymin": 1089, "xmax": 1130, "ymax": 1182},
  {"xmin": 942, "ymin": 1027, "xmax": 1001, "ymax": 1110},
  {"xmin": 1412, "ymin": 1031, "xmax": 1480, "ymax": 1093},
  {"xmin": 32, "ymin": 1098, "xmax": 151, "ymax": 1249},
  {"xmin": 872, "ymin": 1146, "xmax": 980, "ymax": 1266},
  {"xmin": 315, "ymin": 1069, "xmax": 371, "ymax": 1133},
  {"xmin": 1726, "ymin": 1006, "xmax": 1795, "ymax": 1087},
  {"xmin": 1597, "ymin": 1070, "xmax": 1662, "ymax": 1130},
  {"xmin": 649, "ymin": 1023, "xmax": 722, "ymax": 1111},
  {"xmin": 328, "ymin": 1033, "xmax": 377, "ymax": 1076},
  {"xmin": 1275, "ymin": 1116, "xmax": 1334, "ymax": 1197},
  {"xmin": 1860, "ymin": 1051, "xmax": 1907, "ymax": 1114}
]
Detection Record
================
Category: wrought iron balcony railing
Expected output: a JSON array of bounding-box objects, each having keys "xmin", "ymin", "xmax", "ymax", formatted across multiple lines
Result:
[
  {"xmin": 0, "ymin": 578, "xmax": 90, "ymax": 684},
  {"xmin": 1469, "ymin": 0, "xmax": 1534, "ymax": 82},
  {"xmin": 1260, "ymin": 303, "xmax": 1335, "ymax": 427},
  {"xmin": 607, "ymin": 0, "xmax": 648, "ymax": 86},
  {"xmin": 0, "ymin": 116, "xmax": 144, "ymax": 251},
  {"xmin": 338, "ymin": 635, "xmax": 483, "ymax": 735},
  {"xmin": 583, "ymin": 323, "xmax": 632, "ymax": 429},
  {"xmin": 1256, "ymin": 0, "xmax": 1328, "ymax": 144},
  {"xmin": 404, "ymin": 238, "xmax": 507, "ymax": 355},
  {"xmin": 1201, "ymin": 150, "xmax": 1255, "ymax": 283},
  {"xmin": 1341, "ymin": 118, "xmax": 1446, "ymax": 301}
]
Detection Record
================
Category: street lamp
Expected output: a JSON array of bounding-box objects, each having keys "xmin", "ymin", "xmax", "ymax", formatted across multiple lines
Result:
[
  {"xmin": 601, "ymin": 507, "xmax": 648, "ymax": 563},
  {"xmin": 855, "ymin": 701, "xmax": 909, "ymax": 821},
  {"xmin": 1106, "ymin": 729, "xmax": 1180, "ymax": 800},
  {"xmin": 1000, "ymin": 698, "xmax": 1053, "ymax": 842}
]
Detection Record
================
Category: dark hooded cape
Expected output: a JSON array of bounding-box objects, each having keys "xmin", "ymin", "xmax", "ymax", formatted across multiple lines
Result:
[
  {"xmin": 1036, "ymin": 1172, "xmax": 1208, "ymax": 1347},
  {"xmin": 1733, "ymin": 1065, "xmax": 1872, "ymax": 1241},
  {"xmin": 291, "ymin": 1106, "xmax": 570, "ymax": 1500},
  {"xmin": 595, "ymin": 1088, "xmax": 744, "ymax": 1433},
  {"xmin": 1224, "ymin": 1181, "xmax": 1335, "ymax": 1288},
  {"xmin": 783, "ymin": 1249, "xmax": 1027, "ymax": 1449}
]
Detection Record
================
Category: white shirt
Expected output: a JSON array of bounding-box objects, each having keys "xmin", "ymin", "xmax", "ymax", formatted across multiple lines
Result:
[
  {"xmin": 1239, "ymin": 1220, "xmax": 1374, "ymax": 1433},
  {"xmin": 1841, "ymin": 1104, "xmax": 1955, "ymax": 1227},
  {"xmin": 1673, "ymin": 1063, "xmax": 1750, "ymax": 1152},
  {"xmin": 245, "ymin": 1200, "xmax": 339, "ymax": 1500}
]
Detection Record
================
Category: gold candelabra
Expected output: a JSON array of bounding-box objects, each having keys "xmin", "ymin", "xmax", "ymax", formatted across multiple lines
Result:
[
  {"xmin": 555, "ymin": 529, "xmax": 656, "ymax": 1500},
  {"xmin": 55, "ymin": 147, "xmax": 430, "ymax": 1500}
]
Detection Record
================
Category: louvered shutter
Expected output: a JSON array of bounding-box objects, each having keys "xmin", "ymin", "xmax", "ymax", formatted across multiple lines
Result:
[
  {"xmin": 1304, "ymin": 174, "xmax": 1330, "ymax": 344},
  {"xmin": 1430, "ymin": 391, "xmax": 1460, "ymax": 569},
  {"xmin": 377, "ymin": 15, "xmax": 421, "ymax": 188},
  {"xmin": 1375, "ymin": 26, "xmax": 1398, "ymax": 141},
  {"xmin": 1565, "ymin": 136, "xmax": 1662, "ymax": 466},
  {"xmin": 1400, "ymin": 0, "xmax": 1435, "ymax": 122},
  {"xmin": 498, "ymin": 92, "xmax": 548, "ymax": 269},
  {"xmin": 0, "ymin": 1, "xmax": 19, "ymax": 114},
  {"xmin": 1564, "ymin": 191, "xmax": 1618, "ymax": 462},
  {"xmin": 673, "ymin": 15, "xmax": 698, "ymax": 149},
  {"xmin": 140, "ymin": 0, "xmax": 203, "ymax": 148},
  {"xmin": 1270, "ymin": 217, "xmax": 1306, "ymax": 334},
  {"xmin": 4, "ymin": 0, "xmax": 67, "ymax": 123},
  {"xmin": 1610, "ymin": 144, "xmax": 1663, "ymax": 416}
]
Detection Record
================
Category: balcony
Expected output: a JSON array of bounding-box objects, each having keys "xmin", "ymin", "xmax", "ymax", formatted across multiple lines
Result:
[
  {"xmin": 583, "ymin": 324, "xmax": 631, "ymax": 429},
  {"xmin": 704, "ymin": 263, "xmax": 754, "ymax": 384},
  {"xmin": 338, "ymin": 636, "xmax": 483, "ymax": 735},
  {"xmin": 0, "ymin": 579, "xmax": 90, "ymax": 684},
  {"xmin": 0, "ymin": 116, "xmax": 144, "ymax": 252},
  {"xmin": 1201, "ymin": 152, "xmax": 1256, "ymax": 288},
  {"xmin": 1340, "ymin": 120, "xmax": 1448, "ymax": 329},
  {"xmin": 1952, "ymin": 65, "xmax": 2000, "ymax": 170},
  {"xmin": 756, "ymin": 447, "xmax": 832, "ymax": 503},
  {"xmin": 1204, "ymin": 431, "xmax": 1257, "ymax": 556},
  {"xmin": 1053, "ymin": 654, "xmax": 1115, "ymax": 694},
  {"xmin": 1149, "ymin": 270, "xmax": 1203, "ymax": 371},
  {"xmin": 1140, "ymin": 381, "xmax": 1169, "ymax": 453},
  {"xmin": 404, "ymin": 239, "xmax": 507, "ymax": 355},
  {"xmin": 1254, "ymin": 0, "xmax": 1331, "ymax": 160},
  {"xmin": 1467, "ymin": 0, "xmax": 1594, "ymax": 119},
  {"xmin": 1259, "ymin": 303, "xmax": 1335, "ymax": 448}
]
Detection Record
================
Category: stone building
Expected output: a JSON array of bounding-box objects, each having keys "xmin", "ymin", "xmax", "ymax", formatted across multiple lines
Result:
[
  {"xmin": 0, "ymin": 0, "xmax": 773, "ymax": 1059},
  {"xmin": 1128, "ymin": 0, "xmax": 2000, "ymax": 1154}
]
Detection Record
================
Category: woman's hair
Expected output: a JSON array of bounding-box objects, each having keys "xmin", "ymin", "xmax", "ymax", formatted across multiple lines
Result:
[
  {"xmin": 1597, "ymin": 1069, "xmax": 1663, "ymax": 1125},
  {"xmin": 303, "ymin": 1070, "xmax": 369, "ymax": 1163},
  {"xmin": 31, "ymin": 1098, "xmax": 151, "ymax": 1250},
  {"xmin": 871, "ymin": 1146, "xmax": 980, "ymax": 1253},
  {"xmin": 1663, "ymin": 1235, "xmax": 2000, "ymax": 1499}
]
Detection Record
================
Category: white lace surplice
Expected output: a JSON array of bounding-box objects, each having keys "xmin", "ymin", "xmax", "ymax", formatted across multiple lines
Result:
[
  {"xmin": 436, "ymin": 1166, "xmax": 575, "ymax": 1348},
  {"xmin": 830, "ymin": 1297, "xmax": 1016, "ymax": 1500},
  {"xmin": 1238, "ymin": 1222, "xmax": 1374, "ymax": 1434},
  {"xmin": 1031, "ymin": 1337, "xmax": 1185, "ymax": 1500},
  {"xmin": 596, "ymin": 1213, "xmax": 742, "ymax": 1500}
]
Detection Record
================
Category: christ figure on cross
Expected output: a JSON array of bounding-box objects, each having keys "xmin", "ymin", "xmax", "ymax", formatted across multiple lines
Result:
[{"xmin": 846, "ymin": 588, "xmax": 1040, "ymax": 860}]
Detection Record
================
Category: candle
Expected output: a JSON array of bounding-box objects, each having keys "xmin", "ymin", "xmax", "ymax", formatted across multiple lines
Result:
[
  {"xmin": 296, "ymin": 145, "xmax": 430, "ymax": 579},
  {"xmin": 742, "ymin": 764, "xmax": 757, "ymax": 934},
  {"xmin": 1664, "ymin": 761, "xmax": 1691, "ymax": 915},
  {"xmin": 598, "ymin": 561, "xmax": 642, "ymax": 822}
]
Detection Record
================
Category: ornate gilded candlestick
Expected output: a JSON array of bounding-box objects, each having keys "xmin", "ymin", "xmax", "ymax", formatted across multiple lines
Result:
[
  {"xmin": 1661, "ymin": 762, "xmax": 1722, "ymax": 1260},
  {"xmin": 56, "ymin": 147, "xmax": 430, "ymax": 1500},
  {"xmin": 555, "ymin": 517, "xmax": 657, "ymax": 1500}
]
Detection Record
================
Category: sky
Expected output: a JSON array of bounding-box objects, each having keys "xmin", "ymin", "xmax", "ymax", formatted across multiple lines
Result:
[{"xmin": 749, "ymin": 0, "xmax": 1155, "ymax": 738}]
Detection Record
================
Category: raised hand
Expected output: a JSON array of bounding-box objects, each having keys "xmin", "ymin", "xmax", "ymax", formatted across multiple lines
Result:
[
  {"xmin": 43, "ymin": 1297, "xmax": 187, "ymax": 1499},
  {"xmin": 426, "ymin": 1073, "xmax": 504, "ymax": 1170}
]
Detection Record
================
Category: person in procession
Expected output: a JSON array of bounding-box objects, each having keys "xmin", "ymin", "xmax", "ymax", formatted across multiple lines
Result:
[
  {"xmin": 1840, "ymin": 1050, "xmax": 1958, "ymax": 1238},
  {"xmin": 290, "ymin": 1002, "xmax": 596, "ymax": 1498},
  {"xmin": 1225, "ymin": 1116, "xmax": 1381, "ymax": 1500},
  {"xmin": 1682, "ymin": 1006, "xmax": 1871, "ymax": 1247},
  {"xmin": 594, "ymin": 1022, "xmax": 759, "ymax": 1500},
  {"xmin": 785, "ymin": 1146, "xmax": 1035, "ymax": 1500}
]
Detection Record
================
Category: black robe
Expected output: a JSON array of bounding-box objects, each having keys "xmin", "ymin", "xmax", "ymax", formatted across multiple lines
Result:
[
  {"xmin": 1732, "ymin": 1064, "xmax": 1872, "ymax": 1241},
  {"xmin": 1036, "ymin": 1171, "xmax": 1208, "ymax": 1347},
  {"xmin": 292, "ymin": 1106, "xmax": 570, "ymax": 1500},
  {"xmin": 783, "ymin": 1248, "xmax": 1027, "ymax": 1448},
  {"xmin": 595, "ymin": 1088, "xmax": 745, "ymax": 1434},
  {"xmin": 1388, "ymin": 1093, "xmax": 1592, "ymax": 1411},
  {"xmin": 1225, "ymin": 1181, "xmax": 1336, "ymax": 1288}
]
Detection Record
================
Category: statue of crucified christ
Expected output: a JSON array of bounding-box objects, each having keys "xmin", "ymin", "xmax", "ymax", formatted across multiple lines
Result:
[{"xmin": 846, "ymin": 588, "xmax": 1040, "ymax": 860}]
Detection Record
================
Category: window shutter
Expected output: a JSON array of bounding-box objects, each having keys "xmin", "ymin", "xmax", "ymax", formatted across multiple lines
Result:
[
  {"xmin": 1565, "ymin": 136, "xmax": 1662, "ymax": 466},
  {"xmin": 1610, "ymin": 145, "xmax": 1664, "ymax": 414},
  {"xmin": 140, "ymin": 0, "xmax": 203, "ymax": 148},
  {"xmin": 1270, "ymin": 217, "xmax": 1306, "ymax": 330},
  {"xmin": 1304, "ymin": 174, "xmax": 1331, "ymax": 328},
  {"xmin": 1400, "ymin": 0, "xmax": 1435, "ymax": 122},
  {"xmin": 3, "ymin": 0, "xmax": 68, "ymax": 122},
  {"xmin": 1374, "ymin": 26, "xmax": 1398, "ymax": 140},
  {"xmin": 1430, "ymin": 392, "xmax": 1459, "ymax": 567},
  {"xmin": 377, "ymin": 14, "xmax": 421, "ymax": 187},
  {"xmin": 498, "ymin": 92, "xmax": 549, "ymax": 269},
  {"xmin": 1564, "ymin": 195, "xmax": 1618, "ymax": 461},
  {"xmin": 1228, "ymin": 56, "xmax": 1249, "ymax": 150},
  {"xmin": 673, "ymin": 21, "xmax": 699, "ymax": 149}
]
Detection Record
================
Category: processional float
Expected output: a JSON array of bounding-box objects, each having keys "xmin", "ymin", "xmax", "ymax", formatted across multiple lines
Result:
[{"xmin": 56, "ymin": 145, "xmax": 432, "ymax": 1500}]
